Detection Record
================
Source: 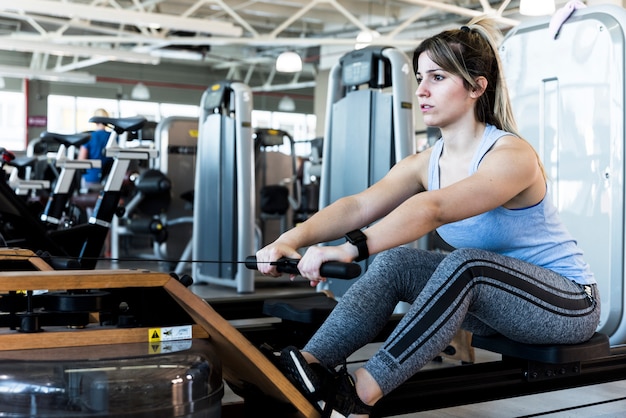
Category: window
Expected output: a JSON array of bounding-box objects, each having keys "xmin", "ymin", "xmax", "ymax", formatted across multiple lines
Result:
[
  {"xmin": 0, "ymin": 91, "xmax": 26, "ymax": 150},
  {"xmin": 48, "ymin": 96, "xmax": 198, "ymax": 133},
  {"xmin": 251, "ymin": 111, "xmax": 317, "ymax": 157},
  {"xmin": 48, "ymin": 95, "xmax": 316, "ymax": 156}
]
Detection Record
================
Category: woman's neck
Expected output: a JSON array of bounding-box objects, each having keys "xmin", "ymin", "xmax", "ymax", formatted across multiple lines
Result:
[{"xmin": 440, "ymin": 121, "xmax": 486, "ymax": 155}]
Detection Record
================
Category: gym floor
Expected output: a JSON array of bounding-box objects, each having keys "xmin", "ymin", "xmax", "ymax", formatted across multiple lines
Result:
[{"xmin": 96, "ymin": 257, "xmax": 626, "ymax": 417}]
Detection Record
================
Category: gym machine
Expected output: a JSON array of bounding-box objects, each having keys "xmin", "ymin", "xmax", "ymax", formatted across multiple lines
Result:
[
  {"xmin": 319, "ymin": 45, "xmax": 417, "ymax": 297},
  {"xmin": 1, "ymin": 148, "xmax": 50, "ymax": 198},
  {"xmin": 254, "ymin": 127, "xmax": 300, "ymax": 246},
  {"xmin": 501, "ymin": 3, "xmax": 626, "ymax": 345},
  {"xmin": 38, "ymin": 131, "xmax": 99, "ymax": 227},
  {"xmin": 0, "ymin": 117, "xmax": 149, "ymax": 269},
  {"xmin": 192, "ymin": 81, "xmax": 256, "ymax": 293},
  {"xmin": 154, "ymin": 116, "xmax": 198, "ymax": 275},
  {"xmin": 110, "ymin": 117, "xmax": 197, "ymax": 271}
]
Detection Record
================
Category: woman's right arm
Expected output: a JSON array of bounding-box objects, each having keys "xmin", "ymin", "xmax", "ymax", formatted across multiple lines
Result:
[{"xmin": 256, "ymin": 151, "xmax": 428, "ymax": 275}]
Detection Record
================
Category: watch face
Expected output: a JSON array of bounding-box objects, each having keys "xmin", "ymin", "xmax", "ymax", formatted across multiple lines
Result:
[{"xmin": 347, "ymin": 230, "xmax": 365, "ymax": 243}]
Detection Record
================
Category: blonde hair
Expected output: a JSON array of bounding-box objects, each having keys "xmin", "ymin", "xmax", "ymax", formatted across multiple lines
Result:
[
  {"xmin": 413, "ymin": 16, "xmax": 518, "ymax": 134},
  {"xmin": 93, "ymin": 108, "xmax": 109, "ymax": 118},
  {"xmin": 413, "ymin": 16, "xmax": 547, "ymax": 178}
]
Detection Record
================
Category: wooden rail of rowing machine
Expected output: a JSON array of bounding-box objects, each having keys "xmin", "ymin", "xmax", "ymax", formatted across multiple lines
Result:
[{"xmin": 0, "ymin": 256, "xmax": 318, "ymax": 418}]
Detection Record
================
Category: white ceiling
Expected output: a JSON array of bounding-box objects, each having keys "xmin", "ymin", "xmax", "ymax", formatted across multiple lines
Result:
[{"xmin": 0, "ymin": 1, "xmax": 540, "ymax": 91}]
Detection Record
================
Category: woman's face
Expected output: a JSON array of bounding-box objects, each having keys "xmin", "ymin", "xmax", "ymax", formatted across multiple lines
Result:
[{"xmin": 415, "ymin": 52, "xmax": 475, "ymax": 129}]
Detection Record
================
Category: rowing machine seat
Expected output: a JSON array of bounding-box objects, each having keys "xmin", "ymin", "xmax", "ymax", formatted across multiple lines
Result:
[{"xmin": 471, "ymin": 332, "xmax": 610, "ymax": 364}]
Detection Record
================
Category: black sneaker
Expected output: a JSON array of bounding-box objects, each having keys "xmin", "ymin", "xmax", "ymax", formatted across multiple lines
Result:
[
  {"xmin": 279, "ymin": 345, "xmax": 334, "ymax": 411},
  {"xmin": 279, "ymin": 346, "xmax": 373, "ymax": 417},
  {"xmin": 322, "ymin": 363, "xmax": 373, "ymax": 417}
]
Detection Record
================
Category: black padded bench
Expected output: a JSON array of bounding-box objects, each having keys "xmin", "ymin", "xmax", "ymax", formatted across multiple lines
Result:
[{"xmin": 471, "ymin": 332, "xmax": 610, "ymax": 381}]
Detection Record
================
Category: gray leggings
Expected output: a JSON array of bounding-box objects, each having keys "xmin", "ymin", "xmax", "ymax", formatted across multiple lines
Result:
[{"xmin": 303, "ymin": 247, "xmax": 601, "ymax": 395}]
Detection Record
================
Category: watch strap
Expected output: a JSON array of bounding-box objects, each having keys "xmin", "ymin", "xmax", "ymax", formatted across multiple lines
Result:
[{"xmin": 345, "ymin": 229, "xmax": 369, "ymax": 262}]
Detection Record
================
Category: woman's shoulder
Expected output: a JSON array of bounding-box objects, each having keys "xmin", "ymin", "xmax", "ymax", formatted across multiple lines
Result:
[
  {"xmin": 491, "ymin": 132, "xmax": 534, "ymax": 153},
  {"xmin": 483, "ymin": 124, "xmax": 527, "ymax": 150}
]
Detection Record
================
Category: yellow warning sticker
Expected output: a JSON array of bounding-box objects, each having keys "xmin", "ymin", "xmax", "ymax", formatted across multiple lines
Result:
[
  {"xmin": 148, "ymin": 325, "xmax": 193, "ymax": 342},
  {"xmin": 149, "ymin": 329, "xmax": 160, "ymax": 342}
]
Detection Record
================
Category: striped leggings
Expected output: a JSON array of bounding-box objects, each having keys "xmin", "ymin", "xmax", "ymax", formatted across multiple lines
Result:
[{"xmin": 303, "ymin": 247, "xmax": 601, "ymax": 395}]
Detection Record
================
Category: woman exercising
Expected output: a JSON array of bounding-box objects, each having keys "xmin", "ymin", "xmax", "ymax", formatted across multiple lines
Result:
[{"xmin": 255, "ymin": 16, "xmax": 600, "ymax": 417}]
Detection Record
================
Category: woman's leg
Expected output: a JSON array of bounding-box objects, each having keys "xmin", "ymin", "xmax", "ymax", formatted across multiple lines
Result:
[
  {"xmin": 303, "ymin": 247, "xmax": 447, "ymax": 367},
  {"xmin": 363, "ymin": 248, "xmax": 600, "ymax": 396}
]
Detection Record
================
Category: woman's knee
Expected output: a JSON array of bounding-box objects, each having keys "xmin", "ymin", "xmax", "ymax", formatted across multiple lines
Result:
[
  {"xmin": 364, "ymin": 248, "xmax": 444, "ymax": 297},
  {"xmin": 438, "ymin": 248, "xmax": 493, "ymax": 270},
  {"xmin": 375, "ymin": 246, "xmax": 447, "ymax": 265},
  {"xmin": 447, "ymin": 247, "xmax": 487, "ymax": 260},
  {"xmin": 369, "ymin": 247, "xmax": 441, "ymax": 276}
]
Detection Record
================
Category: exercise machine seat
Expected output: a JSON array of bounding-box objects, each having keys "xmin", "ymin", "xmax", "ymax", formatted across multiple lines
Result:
[{"xmin": 471, "ymin": 332, "xmax": 610, "ymax": 364}]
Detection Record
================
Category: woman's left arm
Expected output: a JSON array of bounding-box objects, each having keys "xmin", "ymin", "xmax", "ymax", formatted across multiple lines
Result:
[{"xmin": 361, "ymin": 135, "xmax": 544, "ymax": 256}]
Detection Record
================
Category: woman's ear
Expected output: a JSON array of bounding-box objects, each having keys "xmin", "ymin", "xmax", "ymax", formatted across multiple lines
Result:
[{"xmin": 470, "ymin": 76, "xmax": 488, "ymax": 98}]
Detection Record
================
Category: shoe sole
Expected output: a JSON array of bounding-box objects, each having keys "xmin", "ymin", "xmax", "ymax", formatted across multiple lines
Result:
[
  {"xmin": 287, "ymin": 350, "xmax": 317, "ymax": 394},
  {"xmin": 280, "ymin": 348, "xmax": 327, "ymax": 412}
]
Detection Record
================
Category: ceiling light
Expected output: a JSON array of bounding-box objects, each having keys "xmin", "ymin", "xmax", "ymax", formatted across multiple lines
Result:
[
  {"xmin": 131, "ymin": 82, "xmax": 150, "ymax": 100},
  {"xmin": 276, "ymin": 51, "xmax": 302, "ymax": 73},
  {"xmin": 355, "ymin": 30, "xmax": 381, "ymax": 50},
  {"xmin": 150, "ymin": 49, "xmax": 203, "ymax": 61},
  {"xmin": 278, "ymin": 96, "xmax": 296, "ymax": 112},
  {"xmin": 519, "ymin": 0, "xmax": 555, "ymax": 16}
]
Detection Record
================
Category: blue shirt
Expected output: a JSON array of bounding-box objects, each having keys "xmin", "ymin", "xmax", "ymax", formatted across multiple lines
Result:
[
  {"xmin": 82, "ymin": 129, "xmax": 112, "ymax": 183},
  {"xmin": 428, "ymin": 124, "xmax": 595, "ymax": 285}
]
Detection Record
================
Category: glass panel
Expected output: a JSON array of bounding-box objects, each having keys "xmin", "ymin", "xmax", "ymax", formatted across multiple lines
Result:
[
  {"xmin": 160, "ymin": 103, "xmax": 199, "ymax": 119},
  {"xmin": 0, "ymin": 91, "xmax": 26, "ymax": 150},
  {"xmin": 47, "ymin": 95, "xmax": 76, "ymax": 133}
]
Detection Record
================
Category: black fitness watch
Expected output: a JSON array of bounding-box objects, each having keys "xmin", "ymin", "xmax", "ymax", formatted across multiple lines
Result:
[{"xmin": 345, "ymin": 229, "xmax": 369, "ymax": 262}]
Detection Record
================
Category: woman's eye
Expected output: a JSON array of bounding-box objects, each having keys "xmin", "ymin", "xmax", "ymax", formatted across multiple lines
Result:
[{"xmin": 416, "ymin": 77, "xmax": 423, "ymax": 85}]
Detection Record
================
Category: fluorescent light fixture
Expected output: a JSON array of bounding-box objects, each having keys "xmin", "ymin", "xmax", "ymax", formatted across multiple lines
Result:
[
  {"xmin": 278, "ymin": 96, "xmax": 296, "ymax": 112},
  {"xmin": 150, "ymin": 49, "xmax": 204, "ymax": 61},
  {"xmin": 0, "ymin": 65, "xmax": 95, "ymax": 84},
  {"xmin": 276, "ymin": 51, "xmax": 302, "ymax": 73},
  {"xmin": 519, "ymin": 0, "xmax": 555, "ymax": 16},
  {"xmin": 131, "ymin": 82, "xmax": 151, "ymax": 100}
]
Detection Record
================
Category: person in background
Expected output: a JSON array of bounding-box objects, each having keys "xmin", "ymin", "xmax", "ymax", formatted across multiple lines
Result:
[
  {"xmin": 78, "ymin": 108, "xmax": 112, "ymax": 192},
  {"xmin": 255, "ymin": 16, "xmax": 600, "ymax": 417}
]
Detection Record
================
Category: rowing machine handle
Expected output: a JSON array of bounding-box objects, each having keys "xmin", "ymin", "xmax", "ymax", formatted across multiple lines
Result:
[{"xmin": 245, "ymin": 256, "xmax": 361, "ymax": 280}]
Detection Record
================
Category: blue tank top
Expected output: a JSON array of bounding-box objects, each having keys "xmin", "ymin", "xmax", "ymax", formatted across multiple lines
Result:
[{"xmin": 428, "ymin": 124, "xmax": 595, "ymax": 285}]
